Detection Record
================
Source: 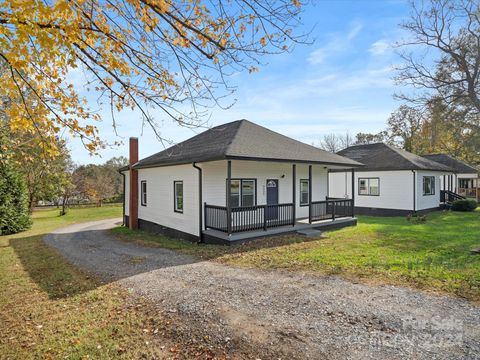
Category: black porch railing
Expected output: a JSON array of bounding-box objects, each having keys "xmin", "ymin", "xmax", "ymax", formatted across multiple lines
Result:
[
  {"xmin": 310, "ymin": 199, "xmax": 353, "ymax": 222},
  {"xmin": 205, "ymin": 203, "xmax": 294, "ymax": 234},
  {"xmin": 205, "ymin": 199, "xmax": 354, "ymax": 234},
  {"xmin": 440, "ymin": 190, "xmax": 465, "ymax": 204}
]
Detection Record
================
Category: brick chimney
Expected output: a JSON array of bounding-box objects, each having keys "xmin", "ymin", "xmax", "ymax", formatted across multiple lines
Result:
[{"xmin": 129, "ymin": 137, "xmax": 139, "ymax": 230}]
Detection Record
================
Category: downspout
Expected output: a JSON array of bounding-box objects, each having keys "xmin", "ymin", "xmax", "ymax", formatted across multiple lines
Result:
[
  {"xmin": 192, "ymin": 162, "xmax": 203, "ymax": 243},
  {"xmin": 118, "ymin": 169, "xmax": 126, "ymax": 226},
  {"xmin": 412, "ymin": 170, "xmax": 416, "ymax": 213}
]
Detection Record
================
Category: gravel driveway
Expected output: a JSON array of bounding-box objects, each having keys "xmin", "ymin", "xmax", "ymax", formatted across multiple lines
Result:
[{"xmin": 45, "ymin": 219, "xmax": 480, "ymax": 359}]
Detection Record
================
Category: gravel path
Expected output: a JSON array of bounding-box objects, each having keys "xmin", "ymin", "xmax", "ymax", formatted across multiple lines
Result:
[{"xmin": 45, "ymin": 219, "xmax": 480, "ymax": 359}]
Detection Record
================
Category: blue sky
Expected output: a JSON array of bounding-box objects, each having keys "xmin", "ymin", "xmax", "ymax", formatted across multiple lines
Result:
[{"xmin": 70, "ymin": 0, "xmax": 410, "ymax": 164}]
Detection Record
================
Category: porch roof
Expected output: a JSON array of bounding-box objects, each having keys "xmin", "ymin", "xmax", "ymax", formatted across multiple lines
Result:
[
  {"xmin": 337, "ymin": 143, "xmax": 453, "ymax": 172},
  {"xmin": 423, "ymin": 154, "xmax": 478, "ymax": 174},
  {"xmin": 130, "ymin": 120, "xmax": 363, "ymax": 169}
]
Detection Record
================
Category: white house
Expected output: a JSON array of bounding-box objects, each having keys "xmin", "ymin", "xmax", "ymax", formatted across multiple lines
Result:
[
  {"xmin": 423, "ymin": 154, "xmax": 479, "ymax": 201},
  {"xmin": 120, "ymin": 120, "xmax": 363, "ymax": 244},
  {"xmin": 328, "ymin": 143, "xmax": 455, "ymax": 216}
]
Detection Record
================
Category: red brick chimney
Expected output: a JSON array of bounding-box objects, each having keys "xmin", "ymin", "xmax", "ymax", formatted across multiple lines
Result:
[{"xmin": 129, "ymin": 137, "xmax": 139, "ymax": 230}]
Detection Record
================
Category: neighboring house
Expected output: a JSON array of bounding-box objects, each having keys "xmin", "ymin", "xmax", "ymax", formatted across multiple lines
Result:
[
  {"xmin": 423, "ymin": 154, "xmax": 479, "ymax": 201},
  {"xmin": 328, "ymin": 143, "xmax": 455, "ymax": 216},
  {"xmin": 120, "ymin": 120, "xmax": 363, "ymax": 244}
]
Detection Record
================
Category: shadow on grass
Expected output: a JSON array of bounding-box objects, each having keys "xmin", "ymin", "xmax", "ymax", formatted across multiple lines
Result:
[
  {"xmin": 9, "ymin": 234, "xmax": 99, "ymax": 299},
  {"xmin": 112, "ymin": 225, "xmax": 326, "ymax": 261},
  {"xmin": 10, "ymin": 220, "xmax": 318, "ymax": 300}
]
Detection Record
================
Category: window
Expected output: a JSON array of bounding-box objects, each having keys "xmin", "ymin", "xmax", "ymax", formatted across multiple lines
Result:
[
  {"xmin": 228, "ymin": 179, "xmax": 256, "ymax": 207},
  {"xmin": 423, "ymin": 176, "xmax": 435, "ymax": 196},
  {"xmin": 358, "ymin": 178, "xmax": 380, "ymax": 196},
  {"xmin": 241, "ymin": 180, "xmax": 255, "ymax": 206},
  {"xmin": 141, "ymin": 180, "xmax": 147, "ymax": 206},
  {"xmin": 300, "ymin": 179, "xmax": 309, "ymax": 206},
  {"xmin": 459, "ymin": 179, "xmax": 472, "ymax": 189},
  {"xmin": 174, "ymin": 181, "xmax": 183, "ymax": 213}
]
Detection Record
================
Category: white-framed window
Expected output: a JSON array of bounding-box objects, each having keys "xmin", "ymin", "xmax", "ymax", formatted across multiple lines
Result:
[
  {"xmin": 140, "ymin": 180, "xmax": 147, "ymax": 206},
  {"xmin": 423, "ymin": 176, "xmax": 435, "ymax": 196},
  {"xmin": 358, "ymin": 178, "xmax": 380, "ymax": 196},
  {"xmin": 174, "ymin": 181, "xmax": 183, "ymax": 213},
  {"xmin": 300, "ymin": 179, "xmax": 309, "ymax": 206},
  {"xmin": 228, "ymin": 179, "xmax": 256, "ymax": 207}
]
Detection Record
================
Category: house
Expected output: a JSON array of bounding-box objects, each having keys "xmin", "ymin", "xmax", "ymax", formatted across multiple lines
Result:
[
  {"xmin": 328, "ymin": 143, "xmax": 455, "ymax": 216},
  {"xmin": 423, "ymin": 154, "xmax": 479, "ymax": 201},
  {"xmin": 120, "ymin": 120, "xmax": 363, "ymax": 244}
]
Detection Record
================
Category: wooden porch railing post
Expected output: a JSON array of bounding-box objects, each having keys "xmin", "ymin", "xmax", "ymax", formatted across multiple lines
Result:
[
  {"xmin": 204, "ymin": 202, "xmax": 207, "ymax": 229},
  {"xmin": 263, "ymin": 205, "xmax": 267, "ymax": 231}
]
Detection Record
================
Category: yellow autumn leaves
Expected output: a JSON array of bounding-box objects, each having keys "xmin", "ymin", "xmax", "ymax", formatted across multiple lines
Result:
[{"xmin": 0, "ymin": 0, "xmax": 301, "ymax": 156}]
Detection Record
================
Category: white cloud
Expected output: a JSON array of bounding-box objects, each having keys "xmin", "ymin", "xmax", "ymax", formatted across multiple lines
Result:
[
  {"xmin": 369, "ymin": 39, "xmax": 391, "ymax": 55},
  {"xmin": 307, "ymin": 22, "xmax": 363, "ymax": 65}
]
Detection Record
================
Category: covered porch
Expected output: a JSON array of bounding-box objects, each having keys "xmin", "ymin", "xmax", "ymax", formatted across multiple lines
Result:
[
  {"xmin": 458, "ymin": 176, "xmax": 479, "ymax": 200},
  {"xmin": 200, "ymin": 159, "xmax": 357, "ymax": 244}
]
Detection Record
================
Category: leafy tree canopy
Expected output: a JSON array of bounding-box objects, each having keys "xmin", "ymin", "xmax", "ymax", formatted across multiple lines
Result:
[{"xmin": 0, "ymin": 0, "xmax": 305, "ymax": 156}]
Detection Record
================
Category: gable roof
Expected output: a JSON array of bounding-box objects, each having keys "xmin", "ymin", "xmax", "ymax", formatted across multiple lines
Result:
[
  {"xmin": 132, "ymin": 120, "xmax": 363, "ymax": 169},
  {"xmin": 337, "ymin": 143, "xmax": 452, "ymax": 172},
  {"xmin": 422, "ymin": 154, "xmax": 478, "ymax": 174}
]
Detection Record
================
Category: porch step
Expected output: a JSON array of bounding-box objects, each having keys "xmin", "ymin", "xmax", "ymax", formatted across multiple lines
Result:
[{"xmin": 296, "ymin": 229, "xmax": 322, "ymax": 238}]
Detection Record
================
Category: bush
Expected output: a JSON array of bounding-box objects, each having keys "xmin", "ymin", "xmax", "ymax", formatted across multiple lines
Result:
[
  {"xmin": 451, "ymin": 199, "xmax": 478, "ymax": 212},
  {"xmin": 0, "ymin": 161, "xmax": 32, "ymax": 235},
  {"xmin": 407, "ymin": 213, "xmax": 427, "ymax": 224}
]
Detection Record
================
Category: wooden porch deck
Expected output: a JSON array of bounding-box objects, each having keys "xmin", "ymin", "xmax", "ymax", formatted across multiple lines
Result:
[{"xmin": 202, "ymin": 217, "xmax": 357, "ymax": 245}]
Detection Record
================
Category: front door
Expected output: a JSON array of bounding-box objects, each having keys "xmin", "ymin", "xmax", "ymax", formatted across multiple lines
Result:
[{"xmin": 266, "ymin": 179, "xmax": 279, "ymax": 220}]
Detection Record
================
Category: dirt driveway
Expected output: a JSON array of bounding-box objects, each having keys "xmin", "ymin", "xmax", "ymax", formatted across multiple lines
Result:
[{"xmin": 44, "ymin": 219, "xmax": 480, "ymax": 359}]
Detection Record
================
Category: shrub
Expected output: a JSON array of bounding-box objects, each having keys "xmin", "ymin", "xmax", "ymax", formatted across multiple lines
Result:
[
  {"xmin": 451, "ymin": 199, "xmax": 478, "ymax": 212},
  {"xmin": 0, "ymin": 161, "xmax": 32, "ymax": 235},
  {"xmin": 407, "ymin": 213, "xmax": 427, "ymax": 224}
]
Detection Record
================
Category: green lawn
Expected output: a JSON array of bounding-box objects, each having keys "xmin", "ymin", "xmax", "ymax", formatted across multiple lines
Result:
[
  {"xmin": 113, "ymin": 209, "xmax": 480, "ymax": 301},
  {"xmin": 0, "ymin": 206, "xmax": 214, "ymax": 359}
]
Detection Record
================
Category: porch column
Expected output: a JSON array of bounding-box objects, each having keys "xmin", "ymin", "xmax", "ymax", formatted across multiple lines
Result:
[
  {"xmin": 351, "ymin": 168, "xmax": 355, "ymax": 218},
  {"xmin": 226, "ymin": 160, "xmax": 232, "ymax": 235},
  {"xmin": 308, "ymin": 164, "xmax": 312, "ymax": 224},
  {"xmin": 292, "ymin": 164, "xmax": 296, "ymax": 226}
]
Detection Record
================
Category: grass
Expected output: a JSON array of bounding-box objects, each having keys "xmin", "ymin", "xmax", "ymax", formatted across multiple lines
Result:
[
  {"xmin": 0, "ymin": 206, "xmax": 221, "ymax": 359},
  {"xmin": 112, "ymin": 209, "xmax": 480, "ymax": 302}
]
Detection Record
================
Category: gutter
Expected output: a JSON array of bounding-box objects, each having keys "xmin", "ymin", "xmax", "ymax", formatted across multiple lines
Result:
[{"xmin": 192, "ymin": 162, "xmax": 203, "ymax": 243}]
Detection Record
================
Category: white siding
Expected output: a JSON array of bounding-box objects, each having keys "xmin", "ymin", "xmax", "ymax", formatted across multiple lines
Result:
[
  {"xmin": 202, "ymin": 160, "xmax": 328, "ymax": 219},
  {"xmin": 458, "ymin": 173, "xmax": 478, "ymax": 179},
  {"xmin": 137, "ymin": 164, "xmax": 200, "ymax": 236},
  {"xmin": 329, "ymin": 170, "xmax": 415, "ymax": 211},
  {"xmin": 123, "ymin": 171, "xmax": 130, "ymax": 216},
  {"xmin": 126, "ymin": 160, "xmax": 330, "ymax": 235},
  {"xmin": 416, "ymin": 171, "xmax": 444, "ymax": 211}
]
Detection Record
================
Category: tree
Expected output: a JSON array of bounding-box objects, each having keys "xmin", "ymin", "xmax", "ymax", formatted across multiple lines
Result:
[
  {"xmin": 72, "ymin": 156, "xmax": 127, "ymax": 205},
  {"xmin": 386, "ymin": 105, "xmax": 424, "ymax": 152},
  {"xmin": 317, "ymin": 133, "xmax": 354, "ymax": 152},
  {"xmin": 17, "ymin": 139, "xmax": 73, "ymax": 211},
  {"xmin": 0, "ymin": 160, "xmax": 32, "ymax": 235},
  {"xmin": 396, "ymin": 0, "xmax": 480, "ymax": 119},
  {"xmin": 354, "ymin": 131, "xmax": 389, "ymax": 145},
  {"xmin": 0, "ymin": 1, "xmax": 306, "ymax": 155}
]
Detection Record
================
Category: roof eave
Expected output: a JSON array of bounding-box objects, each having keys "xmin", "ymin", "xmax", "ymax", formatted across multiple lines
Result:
[{"xmin": 131, "ymin": 155, "xmax": 364, "ymax": 170}]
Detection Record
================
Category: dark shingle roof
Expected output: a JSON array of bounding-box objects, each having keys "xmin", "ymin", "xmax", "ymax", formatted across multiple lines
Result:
[
  {"xmin": 337, "ymin": 143, "xmax": 453, "ymax": 172},
  {"xmin": 133, "ymin": 120, "xmax": 363, "ymax": 169},
  {"xmin": 422, "ymin": 154, "xmax": 478, "ymax": 174}
]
